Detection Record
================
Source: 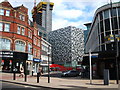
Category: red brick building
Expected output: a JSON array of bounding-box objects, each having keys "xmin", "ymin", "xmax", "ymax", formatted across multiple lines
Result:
[{"xmin": 0, "ymin": 1, "xmax": 42, "ymax": 74}]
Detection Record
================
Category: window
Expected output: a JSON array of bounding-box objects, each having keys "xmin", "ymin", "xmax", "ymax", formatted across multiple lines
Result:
[
  {"xmin": 34, "ymin": 37, "xmax": 37, "ymax": 45},
  {"xmin": 15, "ymin": 40, "xmax": 25, "ymax": 52},
  {"xmin": 0, "ymin": 38, "xmax": 11, "ymax": 50},
  {"xmin": 21, "ymin": 28, "xmax": 25, "ymax": 35},
  {"xmin": 38, "ymin": 40, "xmax": 40, "ymax": 47},
  {"xmin": 43, "ymin": 33, "xmax": 46, "ymax": 37},
  {"xmin": 104, "ymin": 10, "xmax": 109, "ymax": 19},
  {"xmin": 38, "ymin": 31, "xmax": 42, "ymax": 36},
  {"xmin": 19, "ymin": 14, "xmax": 25, "ymax": 21},
  {"xmin": 34, "ymin": 49, "xmax": 37, "ymax": 57},
  {"xmin": 118, "ymin": 8, "xmax": 120, "ymax": 16},
  {"xmin": 28, "ymin": 30, "xmax": 32, "ymax": 38},
  {"xmin": 104, "ymin": 19, "xmax": 110, "ymax": 31},
  {"xmin": 4, "ymin": 23, "xmax": 10, "ymax": 32},
  {"xmin": 112, "ymin": 8, "xmax": 117, "ymax": 17},
  {"xmin": 0, "ymin": 23, "xmax": 3, "ymax": 31},
  {"xmin": 0, "ymin": 9, "xmax": 4, "ymax": 15},
  {"xmin": 17, "ymin": 26, "xmax": 20, "ymax": 34},
  {"xmin": 100, "ymin": 12, "xmax": 103, "ymax": 20},
  {"xmin": 112, "ymin": 17, "xmax": 118, "ymax": 29},
  {"xmin": 6, "ymin": 10, "xmax": 10, "ymax": 16},
  {"xmin": 28, "ymin": 43, "xmax": 32, "ymax": 53}
]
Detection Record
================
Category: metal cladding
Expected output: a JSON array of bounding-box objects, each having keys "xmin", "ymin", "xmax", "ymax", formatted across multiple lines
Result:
[{"xmin": 48, "ymin": 26, "xmax": 84, "ymax": 65}]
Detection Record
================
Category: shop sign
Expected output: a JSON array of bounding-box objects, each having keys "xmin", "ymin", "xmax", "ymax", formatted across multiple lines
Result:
[
  {"xmin": 33, "ymin": 58, "xmax": 42, "ymax": 62},
  {"xmin": 0, "ymin": 51, "xmax": 13, "ymax": 58}
]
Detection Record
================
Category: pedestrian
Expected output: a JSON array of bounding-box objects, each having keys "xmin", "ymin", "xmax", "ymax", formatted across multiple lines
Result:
[
  {"xmin": 37, "ymin": 68, "xmax": 42, "ymax": 77},
  {"xmin": 19, "ymin": 67, "xmax": 24, "ymax": 77}
]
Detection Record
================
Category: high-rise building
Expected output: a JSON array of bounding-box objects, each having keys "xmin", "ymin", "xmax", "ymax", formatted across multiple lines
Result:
[
  {"xmin": 48, "ymin": 26, "xmax": 84, "ymax": 67},
  {"xmin": 32, "ymin": 0, "xmax": 54, "ymax": 34}
]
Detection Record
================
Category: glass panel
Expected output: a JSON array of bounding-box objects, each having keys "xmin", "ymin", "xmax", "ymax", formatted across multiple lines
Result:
[
  {"xmin": 6, "ymin": 10, "xmax": 10, "ymax": 16},
  {"xmin": 0, "ymin": 9, "xmax": 4, "ymax": 15},
  {"xmin": 100, "ymin": 12, "xmax": 103, "ymax": 20},
  {"xmin": 0, "ymin": 23, "xmax": 3, "ymax": 31},
  {"xmin": 15, "ymin": 41, "xmax": 25, "ymax": 52},
  {"xmin": 111, "ymin": 17, "xmax": 118, "ymax": 29},
  {"xmin": 112, "ymin": 8, "xmax": 117, "ymax": 17},
  {"xmin": 22, "ymin": 28, "xmax": 25, "ymax": 35},
  {"xmin": 100, "ymin": 21, "xmax": 104, "ymax": 32},
  {"xmin": 104, "ymin": 10, "xmax": 109, "ymax": 19},
  {"xmin": 118, "ymin": 8, "xmax": 120, "ymax": 16},
  {"xmin": 17, "ymin": 26, "xmax": 20, "ymax": 34},
  {"xmin": 0, "ymin": 38, "xmax": 10, "ymax": 50},
  {"xmin": 4, "ymin": 23, "xmax": 10, "ymax": 32},
  {"xmin": 104, "ymin": 19, "xmax": 110, "ymax": 31},
  {"xmin": 28, "ymin": 43, "xmax": 32, "ymax": 53}
]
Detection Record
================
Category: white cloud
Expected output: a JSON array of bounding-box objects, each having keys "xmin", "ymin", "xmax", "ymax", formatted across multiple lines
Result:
[{"xmin": 2, "ymin": 0, "xmax": 120, "ymax": 31}]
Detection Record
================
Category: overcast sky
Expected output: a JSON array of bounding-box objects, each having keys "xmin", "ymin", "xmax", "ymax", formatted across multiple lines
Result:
[{"xmin": 1, "ymin": 0, "xmax": 120, "ymax": 30}]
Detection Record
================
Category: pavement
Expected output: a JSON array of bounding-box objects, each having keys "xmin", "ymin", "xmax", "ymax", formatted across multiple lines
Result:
[{"xmin": 0, "ymin": 72, "xmax": 120, "ymax": 89}]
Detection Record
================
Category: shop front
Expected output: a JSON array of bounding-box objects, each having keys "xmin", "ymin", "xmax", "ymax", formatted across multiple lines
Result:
[
  {"xmin": 0, "ymin": 51, "xmax": 28, "ymax": 73},
  {"xmin": 33, "ymin": 58, "xmax": 42, "ymax": 74},
  {"xmin": 0, "ymin": 51, "xmax": 13, "ymax": 72}
]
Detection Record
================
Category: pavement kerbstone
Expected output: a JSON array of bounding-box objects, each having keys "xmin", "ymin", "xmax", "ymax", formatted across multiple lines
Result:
[{"xmin": 1, "ymin": 72, "xmax": 119, "ymax": 89}]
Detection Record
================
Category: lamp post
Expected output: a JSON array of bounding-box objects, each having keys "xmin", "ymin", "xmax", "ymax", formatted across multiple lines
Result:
[
  {"xmin": 110, "ymin": 0, "xmax": 119, "ymax": 84},
  {"xmin": 89, "ymin": 50, "xmax": 92, "ymax": 84},
  {"xmin": 47, "ymin": 45, "xmax": 51, "ymax": 83}
]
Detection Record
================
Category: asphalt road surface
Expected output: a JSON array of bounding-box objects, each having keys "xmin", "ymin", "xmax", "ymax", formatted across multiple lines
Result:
[
  {"xmin": 1, "ymin": 81, "xmax": 59, "ymax": 90},
  {"xmin": 1, "ymin": 81, "xmax": 118, "ymax": 90}
]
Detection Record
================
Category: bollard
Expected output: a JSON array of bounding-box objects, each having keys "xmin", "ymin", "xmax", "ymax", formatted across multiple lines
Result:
[
  {"xmin": 25, "ymin": 73, "xmax": 27, "ymax": 82},
  {"xmin": 37, "ymin": 73, "xmax": 39, "ymax": 83},
  {"xmin": 104, "ymin": 69, "xmax": 109, "ymax": 85},
  {"xmin": 32, "ymin": 71, "xmax": 33, "ymax": 76},
  {"xmin": 13, "ymin": 72, "xmax": 16, "ymax": 80}
]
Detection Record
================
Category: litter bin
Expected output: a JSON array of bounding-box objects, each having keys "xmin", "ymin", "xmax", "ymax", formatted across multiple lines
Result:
[{"xmin": 104, "ymin": 69, "xmax": 109, "ymax": 85}]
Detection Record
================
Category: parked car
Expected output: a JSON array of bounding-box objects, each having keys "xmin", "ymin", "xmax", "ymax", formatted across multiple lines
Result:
[{"xmin": 61, "ymin": 70, "xmax": 80, "ymax": 77}]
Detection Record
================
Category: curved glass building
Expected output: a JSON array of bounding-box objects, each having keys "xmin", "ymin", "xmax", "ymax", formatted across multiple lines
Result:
[{"xmin": 84, "ymin": 2, "xmax": 120, "ymax": 79}]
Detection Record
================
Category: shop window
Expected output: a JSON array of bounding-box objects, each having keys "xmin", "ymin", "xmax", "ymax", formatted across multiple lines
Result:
[
  {"xmin": 104, "ymin": 19, "xmax": 110, "ymax": 31},
  {"xmin": 4, "ymin": 23, "xmax": 10, "ymax": 32},
  {"xmin": 15, "ymin": 40, "xmax": 25, "ymax": 52},
  {"xmin": 0, "ymin": 38, "xmax": 11, "ymax": 50},
  {"xmin": 0, "ymin": 9, "xmax": 4, "ymax": 15},
  {"xmin": 5, "ymin": 10, "xmax": 10, "ymax": 16}
]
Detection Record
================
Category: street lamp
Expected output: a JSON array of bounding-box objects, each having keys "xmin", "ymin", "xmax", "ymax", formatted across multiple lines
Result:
[
  {"xmin": 47, "ymin": 45, "xmax": 51, "ymax": 83},
  {"xmin": 110, "ymin": 0, "xmax": 119, "ymax": 84}
]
